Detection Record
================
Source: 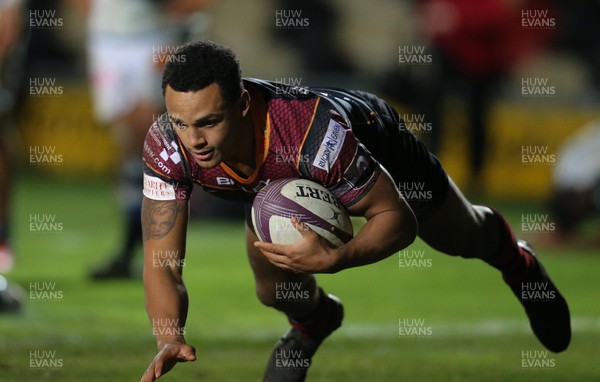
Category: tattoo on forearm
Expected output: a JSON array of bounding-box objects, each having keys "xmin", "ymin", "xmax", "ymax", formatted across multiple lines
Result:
[{"xmin": 142, "ymin": 200, "xmax": 184, "ymax": 241}]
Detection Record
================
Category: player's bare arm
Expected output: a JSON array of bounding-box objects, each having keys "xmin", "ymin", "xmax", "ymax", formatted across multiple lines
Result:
[
  {"xmin": 337, "ymin": 168, "xmax": 418, "ymax": 269},
  {"xmin": 255, "ymin": 169, "xmax": 417, "ymax": 273},
  {"xmin": 141, "ymin": 197, "xmax": 196, "ymax": 382}
]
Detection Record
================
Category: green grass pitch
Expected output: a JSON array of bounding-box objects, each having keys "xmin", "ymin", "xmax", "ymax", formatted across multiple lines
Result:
[{"xmin": 1, "ymin": 174, "xmax": 599, "ymax": 381}]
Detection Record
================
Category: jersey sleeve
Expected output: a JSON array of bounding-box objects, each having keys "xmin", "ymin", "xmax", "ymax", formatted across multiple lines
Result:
[
  {"xmin": 142, "ymin": 117, "xmax": 193, "ymax": 201},
  {"xmin": 298, "ymin": 104, "xmax": 381, "ymax": 207}
]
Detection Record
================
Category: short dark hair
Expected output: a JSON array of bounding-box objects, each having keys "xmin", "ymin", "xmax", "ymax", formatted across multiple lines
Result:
[{"xmin": 161, "ymin": 40, "xmax": 243, "ymax": 105}]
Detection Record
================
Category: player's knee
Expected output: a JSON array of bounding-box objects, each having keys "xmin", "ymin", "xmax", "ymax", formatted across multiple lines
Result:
[
  {"xmin": 458, "ymin": 206, "xmax": 496, "ymax": 259},
  {"xmin": 255, "ymin": 283, "xmax": 279, "ymax": 308},
  {"xmin": 254, "ymin": 277, "xmax": 317, "ymax": 309}
]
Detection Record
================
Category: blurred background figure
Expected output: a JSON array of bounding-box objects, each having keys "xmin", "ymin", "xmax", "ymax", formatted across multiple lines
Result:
[
  {"xmin": 381, "ymin": 0, "xmax": 554, "ymax": 190},
  {"xmin": 552, "ymin": 1, "xmax": 600, "ymax": 92},
  {"xmin": 0, "ymin": 0, "xmax": 26, "ymax": 273},
  {"xmin": 546, "ymin": 119, "xmax": 600, "ymax": 246},
  {"xmin": 540, "ymin": 0, "xmax": 600, "ymax": 247},
  {"xmin": 0, "ymin": 0, "xmax": 27, "ymax": 312},
  {"xmin": 271, "ymin": 0, "xmax": 354, "ymax": 76},
  {"xmin": 415, "ymin": 0, "xmax": 554, "ymax": 189},
  {"xmin": 83, "ymin": 0, "xmax": 216, "ymax": 280}
]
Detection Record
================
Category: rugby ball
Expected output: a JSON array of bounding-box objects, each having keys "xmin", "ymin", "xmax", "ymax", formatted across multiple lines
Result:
[{"xmin": 251, "ymin": 178, "xmax": 353, "ymax": 247}]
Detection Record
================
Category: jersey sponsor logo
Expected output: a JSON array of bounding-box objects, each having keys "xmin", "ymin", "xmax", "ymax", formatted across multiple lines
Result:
[
  {"xmin": 150, "ymin": 140, "xmax": 181, "ymax": 175},
  {"xmin": 149, "ymin": 125, "xmax": 178, "ymax": 155},
  {"xmin": 144, "ymin": 143, "xmax": 156, "ymax": 159},
  {"xmin": 143, "ymin": 174, "xmax": 176, "ymax": 201},
  {"xmin": 216, "ymin": 177, "xmax": 235, "ymax": 186},
  {"xmin": 313, "ymin": 119, "xmax": 346, "ymax": 172},
  {"xmin": 159, "ymin": 140, "xmax": 182, "ymax": 165}
]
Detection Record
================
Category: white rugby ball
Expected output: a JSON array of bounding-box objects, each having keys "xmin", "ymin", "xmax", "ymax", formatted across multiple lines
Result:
[{"xmin": 251, "ymin": 178, "xmax": 353, "ymax": 247}]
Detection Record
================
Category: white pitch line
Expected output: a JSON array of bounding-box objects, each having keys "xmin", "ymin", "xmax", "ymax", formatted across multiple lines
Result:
[
  {"xmin": 337, "ymin": 316, "xmax": 600, "ymax": 339},
  {"xmin": 200, "ymin": 316, "xmax": 600, "ymax": 340}
]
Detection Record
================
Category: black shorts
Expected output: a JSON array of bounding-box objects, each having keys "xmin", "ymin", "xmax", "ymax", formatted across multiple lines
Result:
[{"xmin": 333, "ymin": 89, "xmax": 450, "ymax": 220}]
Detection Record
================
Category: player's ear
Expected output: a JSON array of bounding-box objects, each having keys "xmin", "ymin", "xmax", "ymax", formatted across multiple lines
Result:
[{"xmin": 239, "ymin": 90, "xmax": 251, "ymax": 117}]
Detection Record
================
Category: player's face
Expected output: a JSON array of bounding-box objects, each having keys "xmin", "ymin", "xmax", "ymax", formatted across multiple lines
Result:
[{"xmin": 165, "ymin": 83, "xmax": 249, "ymax": 169}]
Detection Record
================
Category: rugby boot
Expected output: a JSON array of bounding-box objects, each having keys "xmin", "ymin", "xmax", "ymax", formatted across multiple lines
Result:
[
  {"xmin": 263, "ymin": 293, "xmax": 344, "ymax": 382},
  {"xmin": 503, "ymin": 240, "xmax": 571, "ymax": 352}
]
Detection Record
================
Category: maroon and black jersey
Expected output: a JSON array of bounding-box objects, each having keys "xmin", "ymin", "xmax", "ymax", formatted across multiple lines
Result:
[{"xmin": 143, "ymin": 78, "xmax": 382, "ymax": 207}]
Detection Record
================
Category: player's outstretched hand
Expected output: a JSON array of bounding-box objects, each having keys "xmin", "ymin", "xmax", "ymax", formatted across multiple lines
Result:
[
  {"xmin": 140, "ymin": 342, "xmax": 196, "ymax": 382},
  {"xmin": 255, "ymin": 217, "xmax": 339, "ymax": 274}
]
